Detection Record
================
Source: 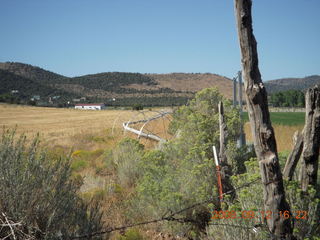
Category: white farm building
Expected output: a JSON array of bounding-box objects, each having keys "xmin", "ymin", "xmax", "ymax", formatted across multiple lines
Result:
[{"xmin": 75, "ymin": 103, "xmax": 106, "ymax": 110}]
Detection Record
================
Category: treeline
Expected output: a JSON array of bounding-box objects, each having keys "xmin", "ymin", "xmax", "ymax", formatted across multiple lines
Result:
[
  {"xmin": 105, "ymin": 96, "xmax": 191, "ymax": 107},
  {"xmin": 0, "ymin": 62, "xmax": 186, "ymax": 95},
  {"xmin": 269, "ymin": 89, "xmax": 305, "ymax": 107},
  {"xmin": 0, "ymin": 69, "xmax": 76, "ymax": 104},
  {"xmin": 54, "ymin": 72, "xmax": 157, "ymax": 93}
]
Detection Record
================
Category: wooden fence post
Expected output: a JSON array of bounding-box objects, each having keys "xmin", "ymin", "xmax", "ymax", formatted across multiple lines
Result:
[
  {"xmin": 300, "ymin": 85, "xmax": 320, "ymax": 192},
  {"xmin": 234, "ymin": 0, "xmax": 294, "ymax": 238},
  {"xmin": 218, "ymin": 101, "xmax": 234, "ymax": 197}
]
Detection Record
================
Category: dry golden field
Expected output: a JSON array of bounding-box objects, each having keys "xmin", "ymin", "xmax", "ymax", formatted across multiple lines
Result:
[
  {"xmin": 0, "ymin": 103, "xmax": 302, "ymax": 153},
  {"xmin": 0, "ymin": 104, "xmax": 121, "ymax": 148},
  {"xmin": 0, "ymin": 103, "xmax": 172, "ymax": 150}
]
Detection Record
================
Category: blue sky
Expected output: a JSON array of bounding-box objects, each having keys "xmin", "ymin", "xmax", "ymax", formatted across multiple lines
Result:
[{"xmin": 1, "ymin": 0, "xmax": 319, "ymax": 80}]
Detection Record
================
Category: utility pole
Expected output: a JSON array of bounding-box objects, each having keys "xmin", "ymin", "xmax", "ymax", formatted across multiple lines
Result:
[
  {"xmin": 238, "ymin": 71, "xmax": 243, "ymax": 115},
  {"xmin": 233, "ymin": 77, "xmax": 237, "ymax": 107},
  {"xmin": 238, "ymin": 71, "xmax": 246, "ymax": 147}
]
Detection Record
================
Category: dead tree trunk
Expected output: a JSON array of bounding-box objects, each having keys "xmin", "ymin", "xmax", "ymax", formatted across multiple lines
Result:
[
  {"xmin": 283, "ymin": 131, "xmax": 304, "ymax": 181},
  {"xmin": 218, "ymin": 101, "xmax": 234, "ymax": 195},
  {"xmin": 234, "ymin": 0, "xmax": 294, "ymax": 238},
  {"xmin": 300, "ymin": 85, "xmax": 320, "ymax": 192}
]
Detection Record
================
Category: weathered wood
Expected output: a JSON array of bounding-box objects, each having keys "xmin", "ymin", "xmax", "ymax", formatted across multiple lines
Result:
[
  {"xmin": 283, "ymin": 131, "xmax": 304, "ymax": 180},
  {"xmin": 218, "ymin": 101, "xmax": 228, "ymax": 164},
  {"xmin": 300, "ymin": 85, "xmax": 320, "ymax": 192},
  {"xmin": 234, "ymin": 0, "xmax": 294, "ymax": 238},
  {"xmin": 217, "ymin": 101, "xmax": 234, "ymax": 196}
]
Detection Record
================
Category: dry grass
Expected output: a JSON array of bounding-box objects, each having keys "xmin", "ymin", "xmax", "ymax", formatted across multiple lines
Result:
[
  {"xmin": 1, "ymin": 103, "xmax": 302, "ymax": 153},
  {"xmin": 244, "ymin": 122, "xmax": 304, "ymax": 152},
  {"xmin": 0, "ymin": 104, "xmax": 175, "ymax": 231},
  {"xmin": 0, "ymin": 103, "xmax": 166, "ymax": 150}
]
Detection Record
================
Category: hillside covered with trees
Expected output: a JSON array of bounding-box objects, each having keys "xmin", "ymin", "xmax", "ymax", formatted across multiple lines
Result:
[
  {"xmin": 1, "ymin": 62, "xmax": 319, "ymax": 108},
  {"xmin": 0, "ymin": 62, "xmax": 232, "ymax": 107},
  {"xmin": 265, "ymin": 75, "xmax": 320, "ymax": 94},
  {"xmin": 0, "ymin": 69, "xmax": 76, "ymax": 105}
]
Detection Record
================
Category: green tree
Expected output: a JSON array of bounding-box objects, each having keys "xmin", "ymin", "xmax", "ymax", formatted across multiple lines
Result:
[{"xmin": 270, "ymin": 90, "xmax": 305, "ymax": 108}]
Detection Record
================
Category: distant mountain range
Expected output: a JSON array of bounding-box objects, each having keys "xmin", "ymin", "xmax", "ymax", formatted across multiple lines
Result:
[
  {"xmin": 0, "ymin": 62, "xmax": 233, "ymax": 106},
  {"xmin": 0, "ymin": 62, "xmax": 319, "ymax": 106},
  {"xmin": 264, "ymin": 75, "xmax": 320, "ymax": 94}
]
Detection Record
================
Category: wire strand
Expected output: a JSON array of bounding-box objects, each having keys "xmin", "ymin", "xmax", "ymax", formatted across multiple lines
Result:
[{"xmin": 70, "ymin": 178, "xmax": 261, "ymax": 239}]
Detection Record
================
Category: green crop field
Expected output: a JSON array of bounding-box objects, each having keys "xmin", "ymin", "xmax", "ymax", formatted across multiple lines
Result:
[{"xmin": 243, "ymin": 112, "xmax": 305, "ymax": 126}]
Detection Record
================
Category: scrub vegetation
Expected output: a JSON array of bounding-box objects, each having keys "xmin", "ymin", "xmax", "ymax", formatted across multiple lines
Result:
[{"xmin": 0, "ymin": 88, "xmax": 319, "ymax": 240}]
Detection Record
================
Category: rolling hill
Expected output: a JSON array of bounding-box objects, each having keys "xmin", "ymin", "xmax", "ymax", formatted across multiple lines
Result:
[
  {"xmin": 0, "ymin": 62, "xmax": 65, "ymax": 83},
  {"xmin": 0, "ymin": 62, "xmax": 234, "ymax": 106},
  {"xmin": 0, "ymin": 69, "xmax": 76, "ymax": 103},
  {"xmin": 1, "ymin": 62, "xmax": 318, "ymax": 106},
  {"xmin": 265, "ymin": 75, "xmax": 320, "ymax": 93}
]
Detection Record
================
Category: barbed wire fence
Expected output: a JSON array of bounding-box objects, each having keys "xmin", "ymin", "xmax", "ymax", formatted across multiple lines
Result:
[
  {"xmin": 70, "ymin": 178, "xmax": 266, "ymax": 239},
  {"xmin": 73, "ymin": 109, "xmax": 279, "ymax": 238}
]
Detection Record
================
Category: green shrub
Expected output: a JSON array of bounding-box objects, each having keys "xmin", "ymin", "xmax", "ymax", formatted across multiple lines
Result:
[
  {"xmin": 107, "ymin": 138, "xmax": 144, "ymax": 187},
  {"xmin": 227, "ymin": 142, "xmax": 256, "ymax": 174},
  {"xmin": 71, "ymin": 149, "xmax": 104, "ymax": 171},
  {"xmin": 132, "ymin": 88, "xmax": 241, "ymax": 237},
  {"xmin": 132, "ymin": 104, "xmax": 144, "ymax": 111},
  {"xmin": 117, "ymin": 228, "xmax": 144, "ymax": 240},
  {"xmin": 284, "ymin": 180, "xmax": 319, "ymax": 239},
  {"xmin": 71, "ymin": 158, "xmax": 89, "ymax": 171},
  {"xmin": 0, "ymin": 129, "xmax": 106, "ymax": 239}
]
